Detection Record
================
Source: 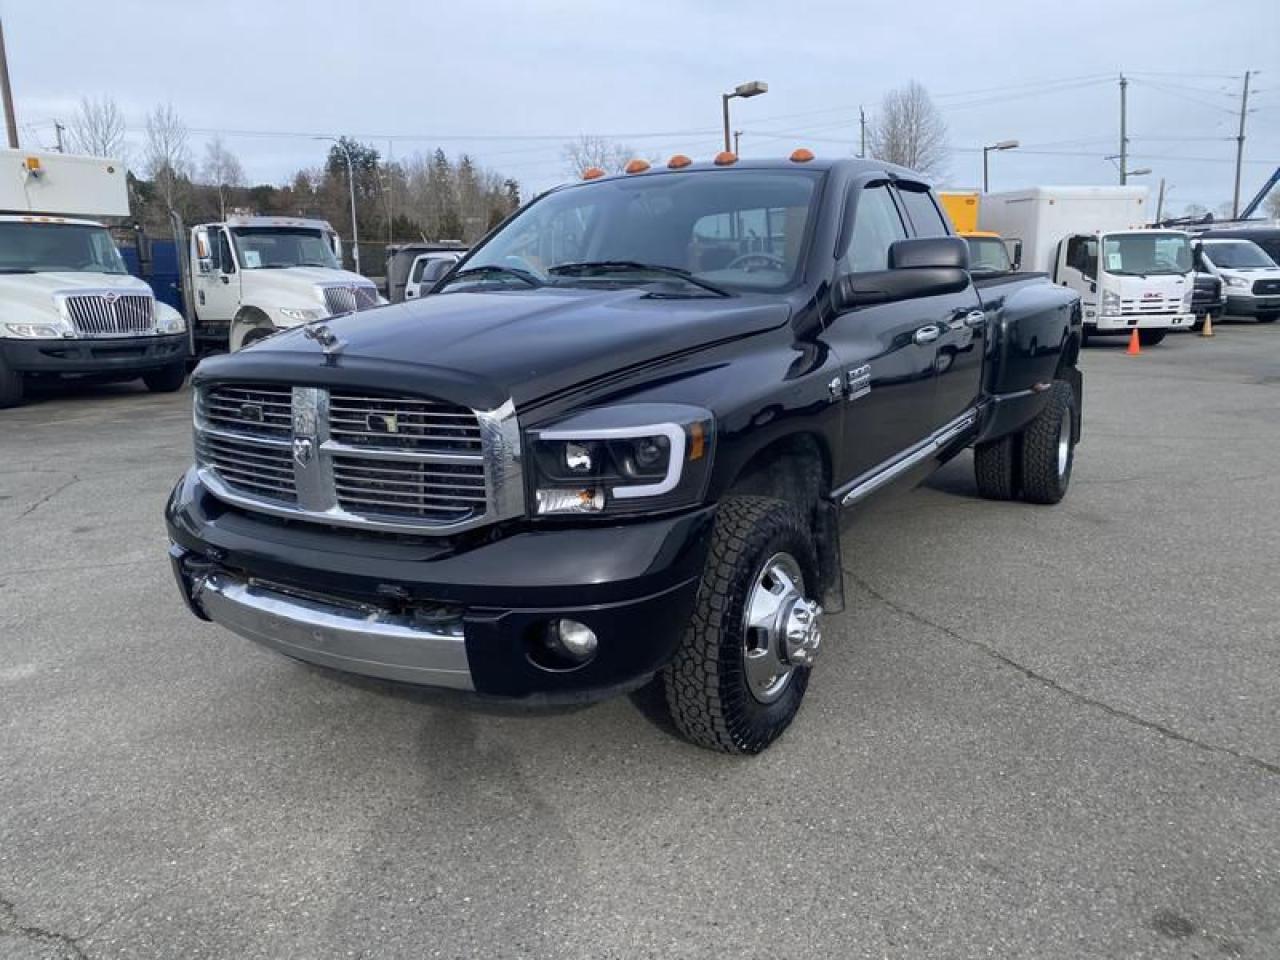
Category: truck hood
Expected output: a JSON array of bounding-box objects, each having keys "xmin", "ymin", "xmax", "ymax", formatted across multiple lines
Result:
[
  {"xmin": 0, "ymin": 272, "xmax": 152, "ymax": 321},
  {"xmin": 194, "ymin": 287, "xmax": 791, "ymax": 410}
]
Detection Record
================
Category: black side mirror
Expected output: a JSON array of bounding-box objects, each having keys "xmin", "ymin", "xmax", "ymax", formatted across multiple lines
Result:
[
  {"xmin": 836, "ymin": 237, "xmax": 971, "ymax": 308},
  {"xmin": 1006, "ymin": 239, "xmax": 1023, "ymax": 271}
]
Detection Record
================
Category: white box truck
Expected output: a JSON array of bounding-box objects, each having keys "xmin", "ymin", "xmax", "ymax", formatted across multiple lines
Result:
[
  {"xmin": 0, "ymin": 150, "xmax": 188, "ymax": 408},
  {"xmin": 980, "ymin": 186, "xmax": 1195, "ymax": 345},
  {"xmin": 185, "ymin": 215, "xmax": 383, "ymax": 352}
]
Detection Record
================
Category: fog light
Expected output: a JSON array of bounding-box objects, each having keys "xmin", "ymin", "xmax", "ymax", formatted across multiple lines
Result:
[{"xmin": 552, "ymin": 619, "xmax": 598, "ymax": 660}]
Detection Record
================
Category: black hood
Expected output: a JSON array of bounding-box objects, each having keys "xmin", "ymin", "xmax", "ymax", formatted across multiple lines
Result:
[{"xmin": 194, "ymin": 287, "xmax": 791, "ymax": 410}]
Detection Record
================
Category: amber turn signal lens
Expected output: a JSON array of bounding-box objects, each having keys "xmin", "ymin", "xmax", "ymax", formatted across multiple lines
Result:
[
  {"xmin": 789, "ymin": 148, "xmax": 815, "ymax": 163},
  {"xmin": 667, "ymin": 154, "xmax": 692, "ymax": 169},
  {"xmin": 582, "ymin": 167, "xmax": 606, "ymax": 180},
  {"xmin": 713, "ymin": 151, "xmax": 738, "ymax": 166},
  {"xmin": 688, "ymin": 422, "xmax": 706, "ymax": 461}
]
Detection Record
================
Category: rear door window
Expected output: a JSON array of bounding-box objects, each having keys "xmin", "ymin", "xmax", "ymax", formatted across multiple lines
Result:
[
  {"xmin": 842, "ymin": 183, "xmax": 908, "ymax": 274},
  {"xmin": 896, "ymin": 184, "xmax": 950, "ymax": 238}
]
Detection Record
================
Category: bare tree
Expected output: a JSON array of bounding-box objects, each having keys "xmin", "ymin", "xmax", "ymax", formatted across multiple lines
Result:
[
  {"xmin": 202, "ymin": 136, "xmax": 245, "ymax": 219},
  {"xmin": 68, "ymin": 96, "xmax": 127, "ymax": 159},
  {"xmin": 144, "ymin": 103, "xmax": 192, "ymax": 212},
  {"xmin": 868, "ymin": 81, "xmax": 949, "ymax": 178},
  {"xmin": 562, "ymin": 135, "xmax": 642, "ymax": 178}
]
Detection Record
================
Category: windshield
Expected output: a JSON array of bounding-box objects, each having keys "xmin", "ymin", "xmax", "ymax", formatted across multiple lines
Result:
[
  {"xmin": 0, "ymin": 221, "xmax": 128, "ymax": 274},
  {"xmin": 450, "ymin": 169, "xmax": 822, "ymax": 294},
  {"xmin": 966, "ymin": 237, "xmax": 1012, "ymax": 273},
  {"xmin": 230, "ymin": 227, "xmax": 339, "ymax": 269},
  {"xmin": 1203, "ymin": 240, "xmax": 1277, "ymax": 269},
  {"xmin": 1101, "ymin": 232, "xmax": 1191, "ymax": 276}
]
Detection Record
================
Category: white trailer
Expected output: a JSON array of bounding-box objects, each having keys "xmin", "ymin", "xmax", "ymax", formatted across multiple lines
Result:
[
  {"xmin": 980, "ymin": 186, "xmax": 1195, "ymax": 344},
  {"xmin": 0, "ymin": 150, "xmax": 188, "ymax": 408}
]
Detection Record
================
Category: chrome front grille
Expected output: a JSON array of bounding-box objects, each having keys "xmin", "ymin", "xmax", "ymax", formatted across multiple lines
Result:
[
  {"xmin": 1253, "ymin": 279, "xmax": 1280, "ymax": 295},
  {"xmin": 1120, "ymin": 296, "xmax": 1183, "ymax": 315},
  {"xmin": 62, "ymin": 293, "xmax": 155, "ymax": 334},
  {"xmin": 321, "ymin": 284, "xmax": 379, "ymax": 316},
  {"xmin": 194, "ymin": 383, "xmax": 523, "ymax": 534}
]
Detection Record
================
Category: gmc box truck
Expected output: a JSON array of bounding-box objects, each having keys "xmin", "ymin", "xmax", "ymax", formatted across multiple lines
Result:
[
  {"xmin": 980, "ymin": 186, "xmax": 1194, "ymax": 345},
  {"xmin": 0, "ymin": 150, "xmax": 188, "ymax": 408}
]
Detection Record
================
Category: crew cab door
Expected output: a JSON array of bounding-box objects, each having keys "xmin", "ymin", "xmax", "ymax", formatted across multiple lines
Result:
[
  {"xmin": 824, "ymin": 180, "xmax": 941, "ymax": 482},
  {"xmin": 192, "ymin": 226, "xmax": 242, "ymax": 326},
  {"xmin": 893, "ymin": 182, "xmax": 986, "ymax": 426}
]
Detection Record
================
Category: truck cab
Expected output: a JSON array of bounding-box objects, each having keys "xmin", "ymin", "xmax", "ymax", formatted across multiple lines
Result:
[
  {"xmin": 1053, "ymin": 229, "xmax": 1194, "ymax": 343},
  {"xmin": 189, "ymin": 216, "xmax": 382, "ymax": 351},
  {"xmin": 0, "ymin": 151, "xmax": 188, "ymax": 408}
]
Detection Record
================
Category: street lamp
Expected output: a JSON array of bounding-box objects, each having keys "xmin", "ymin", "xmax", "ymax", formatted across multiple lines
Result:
[
  {"xmin": 722, "ymin": 81, "xmax": 767, "ymax": 153},
  {"xmin": 1128, "ymin": 167, "xmax": 1152, "ymax": 177},
  {"xmin": 982, "ymin": 139, "xmax": 1019, "ymax": 193},
  {"xmin": 314, "ymin": 136, "xmax": 360, "ymax": 275}
]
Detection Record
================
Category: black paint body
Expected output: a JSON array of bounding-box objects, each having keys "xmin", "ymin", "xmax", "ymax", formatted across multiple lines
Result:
[{"xmin": 167, "ymin": 158, "xmax": 1082, "ymax": 701}]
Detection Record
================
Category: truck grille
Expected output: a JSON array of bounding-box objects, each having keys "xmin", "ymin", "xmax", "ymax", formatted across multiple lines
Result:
[
  {"xmin": 1119, "ymin": 295, "xmax": 1183, "ymax": 315},
  {"xmin": 194, "ymin": 383, "xmax": 519, "ymax": 534},
  {"xmin": 63, "ymin": 293, "xmax": 154, "ymax": 334},
  {"xmin": 321, "ymin": 284, "xmax": 380, "ymax": 316},
  {"xmin": 1252, "ymin": 279, "xmax": 1280, "ymax": 295}
]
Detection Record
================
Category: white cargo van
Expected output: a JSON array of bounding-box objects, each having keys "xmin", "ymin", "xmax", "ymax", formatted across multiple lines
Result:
[
  {"xmin": 0, "ymin": 150, "xmax": 188, "ymax": 408},
  {"xmin": 980, "ymin": 186, "xmax": 1195, "ymax": 345},
  {"xmin": 187, "ymin": 216, "xmax": 383, "ymax": 351}
]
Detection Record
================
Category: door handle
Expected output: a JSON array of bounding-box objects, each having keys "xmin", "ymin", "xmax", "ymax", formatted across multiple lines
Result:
[
  {"xmin": 913, "ymin": 325, "xmax": 941, "ymax": 345},
  {"xmin": 963, "ymin": 310, "xmax": 986, "ymax": 328},
  {"xmin": 220, "ymin": 275, "xmax": 230, "ymax": 285}
]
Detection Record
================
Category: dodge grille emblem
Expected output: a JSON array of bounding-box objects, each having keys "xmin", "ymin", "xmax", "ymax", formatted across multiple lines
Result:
[
  {"xmin": 240, "ymin": 403, "xmax": 264, "ymax": 423},
  {"xmin": 366, "ymin": 412, "xmax": 398, "ymax": 434},
  {"xmin": 292, "ymin": 437, "xmax": 315, "ymax": 466}
]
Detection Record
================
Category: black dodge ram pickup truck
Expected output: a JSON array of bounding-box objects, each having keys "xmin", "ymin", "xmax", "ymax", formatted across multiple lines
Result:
[{"xmin": 166, "ymin": 155, "xmax": 1082, "ymax": 754}]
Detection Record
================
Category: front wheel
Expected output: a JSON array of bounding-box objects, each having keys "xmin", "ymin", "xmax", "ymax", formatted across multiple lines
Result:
[
  {"xmin": 661, "ymin": 496, "xmax": 823, "ymax": 754},
  {"xmin": 1138, "ymin": 330, "xmax": 1166, "ymax": 346},
  {"xmin": 143, "ymin": 361, "xmax": 187, "ymax": 394}
]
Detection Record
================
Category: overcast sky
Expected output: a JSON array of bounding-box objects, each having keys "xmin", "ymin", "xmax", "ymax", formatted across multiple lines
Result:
[{"xmin": 4, "ymin": 0, "xmax": 1277, "ymax": 216}]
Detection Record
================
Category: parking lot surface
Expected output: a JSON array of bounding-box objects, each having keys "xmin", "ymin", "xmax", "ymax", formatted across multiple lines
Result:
[{"xmin": 2, "ymin": 328, "xmax": 1278, "ymax": 959}]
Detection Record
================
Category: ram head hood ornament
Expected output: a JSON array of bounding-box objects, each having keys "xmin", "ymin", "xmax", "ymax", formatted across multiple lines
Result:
[{"xmin": 303, "ymin": 322, "xmax": 344, "ymax": 359}]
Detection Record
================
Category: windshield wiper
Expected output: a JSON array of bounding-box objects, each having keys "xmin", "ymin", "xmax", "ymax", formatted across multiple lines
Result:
[
  {"xmin": 549, "ymin": 260, "xmax": 730, "ymax": 297},
  {"xmin": 444, "ymin": 264, "xmax": 542, "ymax": 288}
]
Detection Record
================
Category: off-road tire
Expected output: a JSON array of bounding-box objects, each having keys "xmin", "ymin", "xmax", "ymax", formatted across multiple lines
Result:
[
  {"xmin": 0, "ymin": 352, "xmax": 23, "ymax": 408},
  {"xmin": 142, "ymin": 361, "xmax": 187, "ymax": 394},
  {"xmin": 974, "ymin": 435, "xmax": 1019, "ymax": 500},
  {"xmin": 661, "ymin": 496, "xmax": 819, "ymax": 754},
  {"xmin": 1138, "ymin": 330, "xmax": 1166, "ymax": 346},
  {"xmin": 1019, "ymin": 380, "xmax": 1075, "ymax": 505}
]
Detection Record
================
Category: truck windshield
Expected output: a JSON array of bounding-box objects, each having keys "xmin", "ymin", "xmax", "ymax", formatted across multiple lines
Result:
[
  {"xmin": 1203, "ymin": 240, "xmax": 1276, "ymax": 269},
  {"xmin": 0, "ymin": 221, "xmax": 127, "ymax": 274},
  {"xmin": 449, "ymin": 169, "xmax": 822, "ymax": 294},
  {"xmin": 965, "ymin": 237, "xmax": 1012, "ymax": 273},
  {"xmin": 230, "ymin": 227, "xmax": 339, "ymax": 270},
  {"xmin": 1101, "ymin": 232, "xmax": 1191, "ymax": 276}
]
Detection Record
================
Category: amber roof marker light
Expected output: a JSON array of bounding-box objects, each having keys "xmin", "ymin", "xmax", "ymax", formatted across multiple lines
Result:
[
  {"xmin": 624, "ymin": 158, "xmax": 651, "ymax": 174},
  {"xmin": 721, "ymin": 80, "xmax": 768, "ymax": 153},
  {"xmin": 582, "ymin": 166, "xmax": 606, "ymax": 180},
  {"xmin": 790, "ymin": 148, "xmax": 815, "ymax": 163},
  {"xmin": 667, "ymin": 154, "xmax": 692, "ymax": 169},
  {"xmin": 713, "ymin": 151, "xmax": 738, "ymax": 166}
]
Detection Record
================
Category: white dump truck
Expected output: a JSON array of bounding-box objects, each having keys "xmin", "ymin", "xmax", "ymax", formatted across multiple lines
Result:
[
  {"xmin": 980, "ymin": 186, "xmax": 1195, "ymax": 345},
  {"xmin": 0, "ymin": 150, "xmax": 188, "ymax": 408},
  {"xmin": 185, "ymin": 215, "xmax": 382, "ymax": 352}
]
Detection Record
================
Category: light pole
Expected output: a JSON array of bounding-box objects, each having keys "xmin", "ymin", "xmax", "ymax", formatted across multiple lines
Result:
[
  {"xmin": 315, "ymin": 136, "xmax": 360, "ymax": 275},
  {"xmin": 982, "ymin": 140, "xmax": 1019, "ymax": 193},
  {"xmin": 722, "ymin": 81, "xmax": 767, "ymax": 153}
]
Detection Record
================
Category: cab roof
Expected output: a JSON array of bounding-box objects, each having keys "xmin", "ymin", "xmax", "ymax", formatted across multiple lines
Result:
[{"xmin": 554, "ymin": 154, "xmax": 928, "ymax": 191}]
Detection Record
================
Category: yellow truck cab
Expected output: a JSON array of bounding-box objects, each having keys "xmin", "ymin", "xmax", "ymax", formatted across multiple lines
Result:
[{"xmin": 938, "ymin": 193, "xmax": 1018, "ymax": 273}]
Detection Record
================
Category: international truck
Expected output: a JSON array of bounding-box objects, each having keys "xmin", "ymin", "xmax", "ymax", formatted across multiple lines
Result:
[
  {"xmin": 0, "ymin": 150, "xmax": 188, "ymax": 408},
  {"xmin": 166, "ymin": 153, "xmax": 1083, "ymax": 754},
  {"xmin": 980, "ymin": 186, "xmax": 1194, "ymax": 345},
  {"xmin": 183, "ymin": 215, "xmax": 383, "ymax": 352}
]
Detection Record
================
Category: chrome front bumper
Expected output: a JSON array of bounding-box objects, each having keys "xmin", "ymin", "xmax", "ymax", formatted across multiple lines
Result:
[{"xmin": 191, "ymin": 571, "xmax": 473, "ymax": 690}]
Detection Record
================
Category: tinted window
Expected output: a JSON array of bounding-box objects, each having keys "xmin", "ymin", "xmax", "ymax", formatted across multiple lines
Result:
[
  {"xmin": 896, "ymin": 185, "xmax": 950, "ymax": 237},
  {"xmin": 217, "ymin": 231, "xmax": 236, "ymax": 274},
  {"xmin": 1065, "ymin": 237, "xmax": 1097, "ymax": 280},
  {"xmin": 843, "ymin": 184, "xmax": 907, "ymax": 273}
]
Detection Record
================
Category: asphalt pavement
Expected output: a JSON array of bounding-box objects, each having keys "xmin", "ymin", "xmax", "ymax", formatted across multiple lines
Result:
[{"xmin": 1, "ymin": 325, "xmax": 1278, "ymax": 959}]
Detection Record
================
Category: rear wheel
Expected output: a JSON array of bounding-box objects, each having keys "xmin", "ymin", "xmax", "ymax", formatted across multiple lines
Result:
[
  {"xmin": 661, "ymin": 496, "xmax": 823, "ymax": 754},
  {"xmin": 142, "ymin": 361, "xmax": 187, "ymax": 394},
  {"xmin": 1019, "ymin": 380, "xmax": 1076, "ymax": 505},
  {"xmin": 974, "ymin": 435, "xmax": 1019, "ymax": 500},
  {"xmin": 1138, "ymin": 330, "xmax": 1166, "ymax": 346},
  {"xmin": 0, "ymin": 351, "xmax": 24, "ymax": 408}
]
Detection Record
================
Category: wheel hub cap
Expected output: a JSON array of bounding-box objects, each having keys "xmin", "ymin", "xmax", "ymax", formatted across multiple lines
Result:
[{"xmin": 743, "ymin": 553, "xmax": 824, "ymax": 704}]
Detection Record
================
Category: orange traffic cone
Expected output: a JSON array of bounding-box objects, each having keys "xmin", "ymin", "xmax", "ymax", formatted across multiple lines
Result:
[
  {"xmin": 1126, "ymin": 329, "xmax": 1142, "ymax": 356},
  {"xmin": 1201, "ymin": 314, "xmax": 1215, "ymax": 338}
]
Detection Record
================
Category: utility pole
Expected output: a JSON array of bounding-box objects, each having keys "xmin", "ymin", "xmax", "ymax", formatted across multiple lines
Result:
[
  {"xmin": 859, "ymin": 106, "xmax": 867, "ymax": 158},
  {"xmin": 1155, "ymin": 178, "xmax": 1166, "ymax": 222},
  {"xmin": 1118, "ymin": 73, "xmax": 1128, "ymax": 185},
  {"xmin": 54, "ymin": 120, "xmax": 64, "ymax": 152},
  {"xmin": 1232, "ymin": 70, "xmax": 1253, "ymax": 219},
  {"xmin": 0, "ymin": 18, "xmax": 19, "ymax": 149}
]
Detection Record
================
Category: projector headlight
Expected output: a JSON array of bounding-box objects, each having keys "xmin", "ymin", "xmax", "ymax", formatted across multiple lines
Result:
[
  {"xmin": 529, "ymin": 404, "xmax": 714, "ymax": 517},
  {"xmin": 156, "ymin": 305, "xmax": 186, "ymax": 333},
  {"xmin": 279, "ymin": 306, "xmax": 326, "ymax": 323}
]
